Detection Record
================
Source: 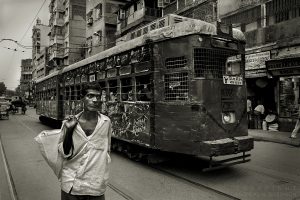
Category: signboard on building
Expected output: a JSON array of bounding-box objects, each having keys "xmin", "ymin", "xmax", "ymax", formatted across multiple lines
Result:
[
  {"xmin": 245, "ymin": 69, "xmax": 267, "ymax": 78},
  {"xmin": 245, "ymin": 51, "xmax": 270, "ymax": 71}
]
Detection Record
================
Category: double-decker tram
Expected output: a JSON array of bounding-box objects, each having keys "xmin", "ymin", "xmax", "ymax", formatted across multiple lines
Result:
[{"xmin": 35, "ymin": 14, "xmax": 253, "ymax": 171}]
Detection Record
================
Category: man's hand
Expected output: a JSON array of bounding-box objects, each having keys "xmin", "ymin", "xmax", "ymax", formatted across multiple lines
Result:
[{"xmin": 64, "ymin": 115, "xmax": 78, "ymax": 129}]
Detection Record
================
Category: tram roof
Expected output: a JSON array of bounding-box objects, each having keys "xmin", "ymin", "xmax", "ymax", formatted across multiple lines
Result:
[
  {"xmin": 35, "ymin": 70, "xmax": 60, "ymax": 83},
  {"xmin": 36, "ymin": 16, "xmax": 245, "ymax": 83}
]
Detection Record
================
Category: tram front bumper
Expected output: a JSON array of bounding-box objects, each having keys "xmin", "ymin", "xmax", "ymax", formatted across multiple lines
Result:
[{"xmin": 199, "ymin": 136, "xmax": 254, "ymax": 157}]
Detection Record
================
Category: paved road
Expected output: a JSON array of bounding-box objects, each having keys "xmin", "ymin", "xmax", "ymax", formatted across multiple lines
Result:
[
  {"xmin": 1, "ymin": 108, "xmax": 300, "ymax": 200},
  {"xmin": 0, "ymin": 110, "xmax": 234, "ymax": 200}
]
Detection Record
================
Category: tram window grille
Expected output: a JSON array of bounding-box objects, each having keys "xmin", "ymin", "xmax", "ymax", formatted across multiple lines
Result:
[
  {"xmin": 194, "ymin": 48, "xmax": 231, "ymax": 79},
  {"xmin": 131, "ymin": 32, "xmax": 135, "ymax": 39},
  {"xmin": 143, "ymin": 27, "xmax": 148, "ymax": 34},
  {"xmin": 121, "ymin": 78, "xmax": 134, "ymax": 101},
  {"xmin": 159, "ymin": 19, "xmax": 165, "ymax": 28},
  {"xmin": 174, "ymin": 17, "xmax": 183, "ymax": 23},
  {"xmin": 150, "ymin": 23, "xmax": 156, "ymax": 30},
  {"xmin": 164, "ymin": 72, "xmax": 189, "ymax": 101},
  {"xmin": 165, "ymin": 56, "xmax": 187, "ymax": 69},
  {"xmin": 108, "ymin": 80, "xmax": 118, "ymax": 101},
  {"xmin": 76, "ymin": 85, "xmax": 81, "ymax": 100}
]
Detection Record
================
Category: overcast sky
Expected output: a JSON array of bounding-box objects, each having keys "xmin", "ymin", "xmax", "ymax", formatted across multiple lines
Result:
[{"xmin": 0, "ymin": 0, "xmax": 50, "ymax": 90}]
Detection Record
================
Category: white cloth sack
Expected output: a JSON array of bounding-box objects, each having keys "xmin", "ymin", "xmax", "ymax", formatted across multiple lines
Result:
[{"xmin": 34, "ymin": 129, "xmax": 63, "ymax": 178}]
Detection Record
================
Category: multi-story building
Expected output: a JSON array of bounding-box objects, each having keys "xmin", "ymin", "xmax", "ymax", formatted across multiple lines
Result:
[
  {"xmin": 115, "ymin": 0, "xmax": 217, "ymax": 43},
  {"xmin": 220, "ymin": 0, "xmax": 300, "ymax": 131},
  {"xmin": 85, "ymin": 0, "xmax": 127, "ymax": 57},
  {"xmin": 163, "ymin": 0, "xmax": 217, "ymax": 23},
  {"xmin": 20, "ymin": 59, "xmax": 33, "ymax": 99},
  {"xmin": 32, "ymin": 18, "xmax": 50, "ymax": 80},
  {"xmin": 48, "ymin": 0, "xmax": 86, "ymax": 70},
  {"xmin": 116, "ymin": 0, "xmax": 163, "ymax": 38}
]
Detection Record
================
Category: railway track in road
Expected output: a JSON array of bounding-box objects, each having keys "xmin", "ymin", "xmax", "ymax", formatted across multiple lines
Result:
[
  {"xmin": 8, "ymin": 111, "xmax": 241, "ymax": 200},
  {"xmin": 108, "ymin": 181, "xmax": 144, "ymax": 200},
  {"xmin": 0, "ymin": 134, "xmax": 18, "ymax": 200},
  {"xmin": 150, "ymin": 165, "xmax": 241, "ymax": 200}
]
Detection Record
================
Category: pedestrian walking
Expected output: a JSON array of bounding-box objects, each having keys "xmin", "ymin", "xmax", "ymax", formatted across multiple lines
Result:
[
  {"xmin": 247, "ymin": 98, "xmax": 252, "ymax": 128},
  {"xmin": 291, "ymin": 105, "xmax": 300, "ymax": 139},
  {"xmin": 59, "ymin": 82, "xmax": 112, "ymax": 200}
]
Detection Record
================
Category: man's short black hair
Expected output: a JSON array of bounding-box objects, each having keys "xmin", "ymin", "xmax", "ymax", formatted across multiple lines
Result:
[{"xmin": 81, "ymin": 82, "xmax": 101, "ymax": 97}]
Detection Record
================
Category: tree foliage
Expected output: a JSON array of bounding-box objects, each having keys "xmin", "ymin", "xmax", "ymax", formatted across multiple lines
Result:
[{"xmin": 0, "ymin": 82, "xmax": 6, "ymax": 96}]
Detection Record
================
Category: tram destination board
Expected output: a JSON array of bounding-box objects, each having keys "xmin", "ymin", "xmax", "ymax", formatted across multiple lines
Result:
[{"xmin": 223, "ymin": 75, "xmax": 243, "ymax": 85}]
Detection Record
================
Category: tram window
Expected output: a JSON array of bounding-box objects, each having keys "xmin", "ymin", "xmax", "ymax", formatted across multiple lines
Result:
[
  {"xmin": 194, "ymin": 48, "xmax": 229, "ymax": 79},
  {"xmin": 65, "ymin": 87, "xmax": 70, "ymax": 100},
  {"xmin": 121, "ymin": 78, "xmax": 134, "ymax": 101},
  {"xmin": 165, "ymin": 72, "xmax": 189, "ymax": 101},
  {"xmin": 136, "ymin": 75, "xmax": 151, "ymax": 101},
  {"xmin": 108, "ymin": 80, "xmax": 118, "ymax": 102},
  {"xmin": 99, "ymin": 82, "xmax": 107, "ymax": 101},
  {"xmin": 76, "ymin": 85, "xmax": 81, "ymax": 100},
  {"xmin": 50, "ymin": 89, "xmax": 56, "ymax": 100},
  {"xmin": 165, "ymin": 56, "xmax": 187, "ymax": 69},
  {"xmin": 70, "ymin": 86, "xmax": 75, "ymax": 100}
]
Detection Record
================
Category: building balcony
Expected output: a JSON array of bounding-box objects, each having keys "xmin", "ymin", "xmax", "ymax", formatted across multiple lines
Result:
[
  {"xmin": 49, "ymin": 49, "xmax": 64, "ymax": 61},
  {"xmin": 245, "ymin": 17, "xmax": 300, "ymax": 49},
  {"xmin": 53, "ymin": 17, "xmax": 64, "ymax": 27},
  {"xmin": 118, "ymin": 7, "xmax": 161, "ymax": 35},
  {"xmin": 53, "ymin": 35, "xmax": 64, "ymax": 44}
]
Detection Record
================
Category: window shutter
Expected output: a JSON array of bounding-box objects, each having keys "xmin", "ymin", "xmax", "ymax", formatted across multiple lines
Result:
[{"xmin": 158, "ymin": 0, "xmax": 164, "ymax": 7}]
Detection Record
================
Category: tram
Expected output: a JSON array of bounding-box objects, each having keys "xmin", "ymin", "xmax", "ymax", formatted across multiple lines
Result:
[{"xmin": 35, "ymin": 14, "xmax": 253, "ymax": 171}]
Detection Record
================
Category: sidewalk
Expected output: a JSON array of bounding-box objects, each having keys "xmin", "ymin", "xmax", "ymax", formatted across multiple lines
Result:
[{"xmin": 248, "ymin": 129, "xmax": 300, "ymax": 147}]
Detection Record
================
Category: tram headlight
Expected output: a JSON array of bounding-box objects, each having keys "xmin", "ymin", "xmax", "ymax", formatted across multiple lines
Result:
[
  {"xmin": 222, "ymin": 112, "xmax": 236, "ymax": 124},
  {"xmin": 226, "ymin": 60, "xmax": 241, "ymax": 75}
]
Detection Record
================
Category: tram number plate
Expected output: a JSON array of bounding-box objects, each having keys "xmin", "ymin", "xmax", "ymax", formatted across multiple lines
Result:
[{"xmin": 223, "ymin": 76, "xmax": 243, "ymax": 85}]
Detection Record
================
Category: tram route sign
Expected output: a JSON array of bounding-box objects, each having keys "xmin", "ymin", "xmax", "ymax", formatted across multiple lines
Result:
[{"xmin": 223, "ymin": 75, "xmax": 243, "ymax": 85}]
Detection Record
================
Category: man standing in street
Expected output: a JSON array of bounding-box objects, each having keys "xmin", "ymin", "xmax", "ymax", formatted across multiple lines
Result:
[
  {"xmin": 59, "ymin": 82, "xmax": 112, "ymax": 200},
  {"xmin": 291, "ymin": 105, "xmax": 300, "ymax": 139}
]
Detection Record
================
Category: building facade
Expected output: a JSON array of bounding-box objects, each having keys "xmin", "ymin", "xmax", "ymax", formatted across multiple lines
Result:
[
  {"xmin": 48, "ymin": 0, "xmax": 86, "ymax": 71},
  {"xmin": 20, "ymin": 59, "xmax": 33, "ymax": 99},
  {"xmin": 163, "ymin": 0, "xmax": 217, "ymax": 23},
  {"xmin": 32, "ymin": 18, "xmax": 50, "ymax": 80},
  {"xmin": 85, "ymin": 0, "xmax": 126, "ymax": 57},
  {"xmin": 220, "ymin": 0, "xmax": 300, "ymax": 131},
  {"xmin": 116, "ymin": 0, "xmax": 163, "ymax": 37},
  {"xmin": 115, "ymin": 0, "xmax": 217, "ymax": 42}
]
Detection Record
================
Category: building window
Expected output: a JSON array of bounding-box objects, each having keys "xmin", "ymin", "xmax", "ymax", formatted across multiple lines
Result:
[
  {"xmin": 279, "ymin": 76, "xmax": 300, "ymax": 118},
  {"xmin": 36, "ymin": 43, "xmax": 40, "ymax": 54},
  {"xmin": 95, "ymin": 3, "xmax": 102, "ymax": 20},
  {"xmin": 266, "ymin": 0, "xmax": 298, "ymax": 24},
  {"xmin": 96, "ymin": 30, "xmax": 102, "ymax": 43}
]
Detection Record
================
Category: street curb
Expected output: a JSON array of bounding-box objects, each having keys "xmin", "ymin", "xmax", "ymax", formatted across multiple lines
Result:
[
  {"xmin": 249, "ymin": 130, "xmax": 300, "ymax": 147},
  {"xmin": 252, "ymin": 136, "xmax": 300, "ymax": 147}
]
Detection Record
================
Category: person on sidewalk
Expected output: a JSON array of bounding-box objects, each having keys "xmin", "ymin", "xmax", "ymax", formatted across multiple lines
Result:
[
  {"xmin": 253, "ymin": 100, "xmax": 265, "ymax": 129},
  {"xmin": 291, "ymin": 106, "xmax": 300, "ymax": 139},
  {"xmin": 59, "ymin": 82, "xmax": 112, "ymax": 200},
  {"xmin": 247, "ymin": 98, "xmax": 253, "ymax": 128}
]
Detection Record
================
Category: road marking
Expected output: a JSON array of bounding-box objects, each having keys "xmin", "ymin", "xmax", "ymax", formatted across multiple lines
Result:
[{"xmin": 0, "ymin": 135, "xmax": 18, "ymax": 200}]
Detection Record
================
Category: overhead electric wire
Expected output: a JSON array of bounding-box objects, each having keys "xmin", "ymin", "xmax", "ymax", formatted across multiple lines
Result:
[
  {"xmin": 19, "ymin": 0, "xmax": 48, "ymax": 43},
  {"xmin": 3, "ymin": 0, "xmax": 48, "ymax": 90}
]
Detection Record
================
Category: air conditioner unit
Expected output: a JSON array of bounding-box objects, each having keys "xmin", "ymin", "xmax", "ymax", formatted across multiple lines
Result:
[{"xmin": 87, "ymin": 17, "xmax": 93, "ymax": 25}]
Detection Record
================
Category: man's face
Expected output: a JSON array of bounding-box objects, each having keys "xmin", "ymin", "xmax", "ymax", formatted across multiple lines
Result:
[{"xmin": 83, "ymin": 89, "xmax": 101, "ymax": 111}]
